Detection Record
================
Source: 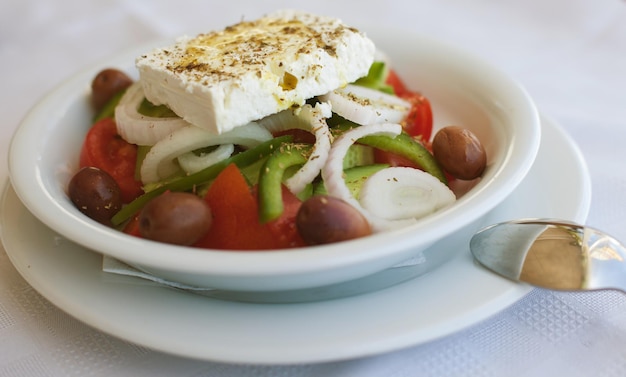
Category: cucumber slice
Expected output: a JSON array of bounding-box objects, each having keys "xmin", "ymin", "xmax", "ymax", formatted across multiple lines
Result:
[{"xmin": 343, "ymin": 144, "xmax": 375, "ymax": 169}]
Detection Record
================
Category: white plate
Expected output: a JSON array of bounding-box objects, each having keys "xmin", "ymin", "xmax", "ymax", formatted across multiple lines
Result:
[{"xmin": 0, "ymin": 115, "xmax": 590, "ymax": 365}]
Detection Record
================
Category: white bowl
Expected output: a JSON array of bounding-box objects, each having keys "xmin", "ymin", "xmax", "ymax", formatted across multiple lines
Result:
[{"xmin": 8, "ymin": 27, "xmax": 541, "ymax": 293}]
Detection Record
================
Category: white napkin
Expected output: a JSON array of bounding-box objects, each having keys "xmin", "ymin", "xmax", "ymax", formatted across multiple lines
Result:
[
  {"xmin": 102, "ymin": 256, "xmax": 213, "ymax": 291},
  {"xmin": 101, "ymin": 252, "xmax": 426, "ymax": 291}
]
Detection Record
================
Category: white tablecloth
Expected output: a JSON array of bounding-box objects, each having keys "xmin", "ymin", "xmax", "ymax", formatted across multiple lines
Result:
[{"xmin": 1, "ymin": 1, "xmax": 626, "ymax": 375}]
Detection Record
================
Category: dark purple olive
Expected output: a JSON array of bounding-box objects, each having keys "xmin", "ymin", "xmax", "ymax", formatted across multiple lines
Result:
[
  {"xmin": 432, "ymin": 125, "xmax": 487, "ymax": 180},
  {"xmin": 68, "ymin": 167, "xmax": 122, "ymax": 226},
  {"xmin": 296, "ymin": 195, "xmax": 372, "ymax": 245},
  {"xmin": 139, "ymin": 191, "xmax": 212, "ymax": 246},
  {"xmin": 91, "ymin": 68, "xmax": 133, "ymax": 112}
]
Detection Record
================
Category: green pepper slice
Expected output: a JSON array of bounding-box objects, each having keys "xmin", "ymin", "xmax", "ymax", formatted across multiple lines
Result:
[
  {"xmin": 257, "ymin": 143, "xmax": 311, "ymax": 223},
  {"xmin": 358, "ymin": 132, "xmax": 447, "ymax": 185}
]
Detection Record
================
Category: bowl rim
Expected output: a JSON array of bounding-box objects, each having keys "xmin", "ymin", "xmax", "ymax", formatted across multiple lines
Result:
[{"xmin": 8, "ymin": 28, "xmax": 541, "ymax": 285}]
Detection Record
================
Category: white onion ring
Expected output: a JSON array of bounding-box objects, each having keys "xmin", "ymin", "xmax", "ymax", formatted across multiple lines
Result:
[
  {"xmin": 177, "ymin": 144, "xmax": 235, "ymax": 174},
  {"xmin": 359, "ymin": 167, "xmax": 456, "ymax": 220},
  {"xmin": 319, "ymin": 84, "xmax": 411, "ymax": 126},
  {"xmin": 258, "ymin": 102, "xmax": 333, "ymax": 194},
  {"xmin": 321, "ymin": 123, "xmax": 415, "ymax": 232},
  {"xmin": 140, "ymin": 122, "xmax": 272, "ymax": 184},
  {"xmin": 115, "ymin": 82, "xmax": 189, "ymax": 145}
]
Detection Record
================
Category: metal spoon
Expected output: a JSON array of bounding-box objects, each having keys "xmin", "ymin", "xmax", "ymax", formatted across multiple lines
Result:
[{"xmin": 470, "ymin": 219, "xmax": 626, "ymax": 292}]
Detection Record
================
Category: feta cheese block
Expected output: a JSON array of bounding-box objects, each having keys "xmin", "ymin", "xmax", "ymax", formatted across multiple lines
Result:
[{"xmin": 135, "ymin": 10, "xmax": 376, "ymax": 134}]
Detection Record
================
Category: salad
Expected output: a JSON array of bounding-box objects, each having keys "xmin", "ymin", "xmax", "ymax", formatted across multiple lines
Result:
[{"xmin": 68, "ymin": 11, "xmax": 486, "ymax": 250}]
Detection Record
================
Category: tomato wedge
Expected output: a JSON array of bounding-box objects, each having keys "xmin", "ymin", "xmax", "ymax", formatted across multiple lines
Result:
[
  {"xmin": 258, "ymin": 185, "xmax": 305, "ymax": 249},
  {"xmin": 194, "ymin": 163, "xmax": 304, "ymax": 250},
  {"xmin": 122, "ymin": 212, "xmax": 141, "ymax": 237},
  {"xmin": 385, "ymin": 69, "xmax": 409, "ymax": 97},
  {"xmin": 79, "ymin": 118, "xmax": 143, "ymax": 203},
  {"xmin": 400, "ymin": 92, "xmax": 433, "ymax": 142},
  {"xmin": 374, "ymin": 69, "xmax": 434, "ymax": 166},
  {"xmin": 373, "ymin": 149, "xmax": 421, "ymax": 169},
  {"xmin": 194, "ymin": 164, "xmax": 274, "ymax": 250},
  {"xmin": 385, "ymin": 69, "xmax": 434, "ymax": 141}
]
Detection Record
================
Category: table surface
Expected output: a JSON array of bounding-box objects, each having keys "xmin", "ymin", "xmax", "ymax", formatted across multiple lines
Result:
[{"xmin": 1, "ymin": 1, "xmax": 626, "ymax": 376}]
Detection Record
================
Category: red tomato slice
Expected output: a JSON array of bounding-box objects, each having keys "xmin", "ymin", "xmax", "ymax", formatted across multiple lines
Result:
[
  {"xmin": 385, "ymin": 69, "xmax": 434, "ymax": 141},
  {"xmin": 385, "ymin": 69, "xmax": 409, "ymax": 97},
  {"xmin": 194, "ymin": 163, "xmax": 304, "ymax": 250},
  {"xmin": 400, "ymin": 92, "xmax": 433, "ymax": 141},
  {"xmin": 195, "ymin": 164, "xmax": 275, "ymax": 250},
  {"xmin": 79, "ymin": 118, "xmax": 143, "ymax": 203},
  {"xmin": 122, "ymin": 212, "xmax": 142, "ymax": 237},
  {"xmin": 373, "ymin": 149, "xmax": 421, "ymax": 169},
  {"xmin": 260, "ymin": 186, "xmax": 305, "ymax": 249},
  {"xmin": 195, "ymin": 165, "xmax": 304, "ymax": 250}
]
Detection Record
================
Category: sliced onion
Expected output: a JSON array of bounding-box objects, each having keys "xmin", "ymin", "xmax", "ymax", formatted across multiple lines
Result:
[
  {"xmin": 321, "ymin": 123, "xmax": 415, "ymax": 232},
  {"xmin": 258, "ymin": 102, "xmax": 333, "ymax": 194},
  {"xmin": 140, "ymin": 122, "xmax": 272, "ymax": 184},
  {"xmin": 115, "ymin": 82, "xmax": 189, "ymax": 145},
  {"xmin": 358, "ymin": 167, "xmax": 456, "ymax": 220},
  {"xmin": 319, "ymin": 84, "xmax": 411, "ymax": 126},
  {"xmin": 177, "ymin": 144, "xmax": 235, "ymax": 174}
]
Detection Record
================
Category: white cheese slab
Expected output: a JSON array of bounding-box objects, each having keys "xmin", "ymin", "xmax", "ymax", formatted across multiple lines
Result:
[{"xmin": 136, "ymin": 10, "xmax": 376, "ymax": 134}]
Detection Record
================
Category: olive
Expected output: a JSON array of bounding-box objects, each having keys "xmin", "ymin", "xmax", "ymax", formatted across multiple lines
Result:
[
  {"xmin": 68, "ymin": 167, "xmax": 122, "ymax": 226},
  {"xmin": 139, "ymin": 192, "xmax": 212, "ymax": 246},
  {"xmin": 296, "ymin": 195, "xmax": 372, "ymax": 245},
  {"xmin": 91, "ymin": 68, "xmax": 133, "ymax": 112},
  {"xmin": 432, "ymin": 126, "xmax": 487, "ymax": 180}
]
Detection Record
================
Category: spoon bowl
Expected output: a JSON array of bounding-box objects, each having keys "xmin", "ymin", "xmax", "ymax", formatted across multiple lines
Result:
[{"xmin": 470, "ymin": 219, "xmax": 626, "ymax": 292}]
